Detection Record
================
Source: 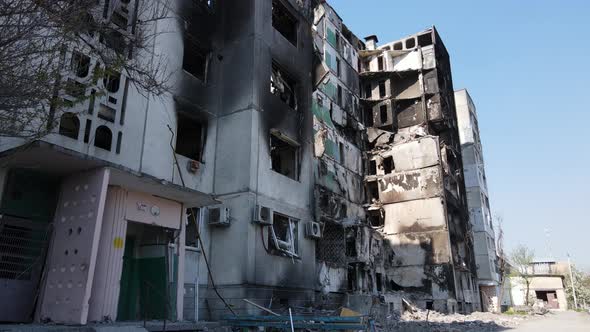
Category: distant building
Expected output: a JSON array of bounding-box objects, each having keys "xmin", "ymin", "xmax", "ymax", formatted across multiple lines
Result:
[
  {"xmin": 455, "ymin": 89, "xmax": 499, "ymax": 311},
  {"xmin": 510, "ymin": 260, "xmax": 569, "ymax": 310}
]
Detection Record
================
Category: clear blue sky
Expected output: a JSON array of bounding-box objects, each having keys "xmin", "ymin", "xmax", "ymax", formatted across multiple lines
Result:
[{"xmin": 329, "ymin": 0, "xmax": 590, "ymax": 271}]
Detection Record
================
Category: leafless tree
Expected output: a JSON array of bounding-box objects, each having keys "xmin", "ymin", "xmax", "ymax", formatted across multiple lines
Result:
[
  {"xmin": 510, "ymin": 245, "xmax": 535, "ymax": 306},
  {"xmin": 0, "ymin": 0, "xmax": 172, "ymax": 139}
]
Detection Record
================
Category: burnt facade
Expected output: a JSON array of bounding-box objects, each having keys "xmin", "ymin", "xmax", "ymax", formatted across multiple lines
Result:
[{"xmin": 359, "ymin": 28, "xmax": 479, "ymax": 313}]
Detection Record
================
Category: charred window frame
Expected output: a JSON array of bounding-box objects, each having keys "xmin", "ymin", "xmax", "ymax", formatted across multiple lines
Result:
[
  {"xmin": 183, "ymin": 25, "xmax": 210, "ymax": 82},
  {"xmin": 268, "ymin": 213, "xmax": 299, "ymax": 257},
  {"xmin": 271, "ymin": 61, "xmax": 298, "ymax": 110},
  {"xmin": 175, "ymin": 112, "xmax": 207, "ymax": 161},
  {"xmin": 185, "ymin": 208, "xmax": 202, "ymax": 249},
  {"xmin": 270, "ymin": 130, "xmax": 300, "ymax": 181},
  {"xmin": 272, "ymin": 0, "xmax": 298, "ymax": 46}
]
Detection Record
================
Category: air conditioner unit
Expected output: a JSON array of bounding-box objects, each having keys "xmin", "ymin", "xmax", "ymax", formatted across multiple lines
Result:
[
  {"xmin": 207, "ymin": 206, "xmax": 230, "ymax": 227},
  {"xmin": 305, "ymin": 221, "xmax": 322, "ymax": 239},
  {"xmin": 254, "ymin": 205, "xmax": 273, "ymax": 225}
]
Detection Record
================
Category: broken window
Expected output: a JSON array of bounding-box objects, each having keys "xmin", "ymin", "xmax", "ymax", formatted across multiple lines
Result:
[
  {"xmin": 345, "ymin": 228, "xmax": 357, "ymax": 258},
  {"xmin": 183, "ymin": 35, "xmax": 209, "ymax": 82},
  {"xmin": 271, "ymin": 62, "xmax": 297, "ymax": 109},
  {"xmin": 379, "ymin": 105, "xmax": 388, "ymax": 124},
  {"xmin": 378, "ymin": 80, "xmax": 386, "ymax": 98},
  {"xmin": 337, "ymin": 85, "xmax": 343, "ymax": 106},
  {"xmin": 382, "ymin": 156, "xmax": 394, "ymax": 174},
  {"xmin": 270, "ymin": 131, "xmax": 299, "ymax": 180},
  {"xmin": 269, "ymin": 213, "xmax": 298, "ymax": 257},
  {"xmin": 376, "ymin": 273, "xmax": 383, "ymax": 291},
  {"xmin": 99, "ymin": 30, "xmax": 126, "ymax": 54},
  {"xmin": 368, "ymin": 160, "xmax": 377, "ymax": 176},
  {"xmin": 272, "ymin": 0, "xmax": 297, "ymax": 46},
  {"xmin": 185, "ymin": 208, "xmax": 201, "ymax": 248},
  {"xmin": 94, "ymin": 125, "xmax": 112, "ymax": 151},
  {"xmin": 176, "ymin": 112, "xmax": 205, "ymax": 161},
  {"xmin": 377, "ymin": 56, "xmax": 384, "ymax": 71},
  {"xmin": 418, "ymin": 33, "xmax": 433, "ymax": 47},
  {"xmin": 366, "ymin": 180, "xmax": 378, "ymax": 202},
  {"xmin": 70, "ymin": 51, "xmax": 90, "ymax": 78},
  {"xmin": 339, "ymin": 142, "xmax": 345, "ymax": 164},
  {"xmin": 368, "ymin": 209, "xmax": 384, "ymax": 228},
  {"xmin": 58, "ymin": 113, "xmax": 80, "ymax": 139},
  {"xmin": 336, "ymin": 57, "xmax": 341, "ymax": 77},
  {"xmin": 426, "ymin": 301, "xmax": 434, "ymax": 310},
  {"xmin": 405, "ymin": 37, "xmax": 416, "ymax": 49},
  {"xmin": 364, "ymin": 105, "xmax": 374, "ymax": 127}
]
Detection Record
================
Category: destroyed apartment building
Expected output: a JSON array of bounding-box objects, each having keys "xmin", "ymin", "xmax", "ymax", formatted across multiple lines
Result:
[{"xmin": 0, "ymin": 0, "xmax": 488, "ymax": 327}]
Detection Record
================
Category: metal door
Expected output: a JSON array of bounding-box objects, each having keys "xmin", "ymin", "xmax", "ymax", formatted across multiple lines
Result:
[{"xmin": 39, "ymin": 168, "xmax": 110, "ymax": 324}]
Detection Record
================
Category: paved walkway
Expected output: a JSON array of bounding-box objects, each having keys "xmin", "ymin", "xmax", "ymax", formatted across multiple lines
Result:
[{"xmin": 510, "ymin": 310, "xmax": 590, "ymax": 331}]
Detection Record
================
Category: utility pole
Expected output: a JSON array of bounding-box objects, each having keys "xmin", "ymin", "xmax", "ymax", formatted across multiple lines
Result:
[{"xmin": 567, "ymin": 254, "xmax": 578, "ymax": 309}]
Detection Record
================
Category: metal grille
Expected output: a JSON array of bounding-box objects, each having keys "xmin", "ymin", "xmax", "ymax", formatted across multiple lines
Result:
[
  {"xmin": 316, "ymin": 222, "xmax": 347, "ymax": 267},
  {"xmin": 0, "ymin": 216, "xmax": 51, "ymax": 280}
]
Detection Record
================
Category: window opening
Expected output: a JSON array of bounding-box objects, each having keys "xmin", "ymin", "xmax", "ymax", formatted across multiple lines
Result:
[
  {"xmin": 183, "ymin": 35, "xmax": 209, "ymax": 82},
  {"xmin": 417, "ymin": 33, "xmax": 433, "ymax": 47},
  {"xmin": 269, "ymin": 213, "xmax": 298, "ymax": 257},
  {"xmin": 70, "ymin": 51, "xmax": 90, "ymax": 78},
  {"xmin": 379, "ymin": 105, "xmax": 388, "ymax": 124},
  {"xmin": 383, "ymin": 156, "xmax": 394, "ymax": 174},
  {"xmin": 98, "ymin": 103, "xmax": 116, "ymax": 122},
  {"xmin": 270, "ymin": 131, "xmax": 299, "ymax": 180},
  {"xmin": 377, "ymin": 56, "xmax": 384, "ymax": 71},
  {"xmin": 58, "ymin": 113, "xmax": 80, "ymax": 139},
  {"xmin": 405, "ymin": 38, "xmax": 416, "ymax": 49},
  {"xmin": 378, "ymin": 80, "xmax": 386, "ymax": 98},
  {"xmin": 393, "ymin": 42, "xmax": 402, "ymax": 50},
  {"xmin": 176, "ymin": 112, "xmax": 205, "ymax": 161},
  {"xmin": 271, "ymin": 62, "xmax": 297, "ymax": 109},
  {"xmin": 272, "ymin": 0, "xmax": 297, "ymax": 46},
  {"xmin": 94, "ymin": 125, "xmax": 112, "ymax": 151}
]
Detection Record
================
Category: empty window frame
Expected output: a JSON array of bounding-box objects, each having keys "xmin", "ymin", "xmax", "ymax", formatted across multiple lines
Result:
[
  {"xmin": 94, "ymin": 125, "xmax": 112, "ymax": 151},
  {"xmin": 336, "ymin": 57, "xmax": 341, "ymax": 77},
  {"xmin": 272, "ymin": 0, "xmax": 297, "ymax": 46},
  {"xmin": 185, "ymin": 208, "xmax": 201, "ymax": 249},
  {"xmin": 405, "ymin": 37, "xmax": 416, "ymax": 49},
  {"xmin": 337, "ymin": 85, "xmax": 343, "ymax": 106},
  {"xmin": 417, "ymin": 33, "xmax": 433, "ymax": 47},
  {"xmin": 103, "ymin": 71, "xmax": 121, "ymax": 93},
  {"xmin": 393, "ymin": 42, "xmax": 403, "ymax": 50},
  {"xmin": 270, "ymin": 131, "xmax": 299, "ymax": 180},
  {"xmin": 70, "ymin": 51, "xmax": 90, "ymax": 78},
  {"xmin": 183, "ymin": 35, "xmax": 209, "ymax": 82},
  {"xmin": 364, "ymin": 84, "xmax": 372, "ymax": 99},
  {"xmin": 377, "ymin": 56, "xmax": 384, "ymax": 71},
  {"xmin": 379, "ymin": 104, "xmax": 388, "ymax": 124},
  {"xmin": 271, "ymin": 62, "xmax": 297, "ymax": 109},
  {"xmin": 378, "ymin": 80, "xmax": 386, "ymax": 98},
  {"xmin": 368, "ymin": 209, "xmax": 384, "ymax": 228},
  {"xmin": 99, "ymin": 30, "xmax": 126, "ymax": 54},
  {"xmin": 382, "ymin": 156, "xmax": 394, "ymax": 174},
  {"xmin": 175, "ymin": 112, "xmax": 205, "ymax": 161},
  {"xmin": 269, "ymin": 213, "xmax": 298, "ymax": 257},
  {"xmin": 97, "ymin": 103, "xmax": 116, "ymax": 122},
  {"xmin": 58, "ymin": 113, "xmax": 80, "ymax": 139}
]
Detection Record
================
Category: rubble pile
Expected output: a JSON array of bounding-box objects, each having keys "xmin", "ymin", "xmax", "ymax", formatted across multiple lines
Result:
[{"xmin": 382, "ymin": 309, "xmax": 529, "ymax": 332}]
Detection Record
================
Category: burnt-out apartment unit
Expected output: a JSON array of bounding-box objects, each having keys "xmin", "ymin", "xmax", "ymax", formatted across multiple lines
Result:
[
  {"xmin": 0, "ymin": 0, "xmax": 484, "ymax": 327},
  {"xmin": 359, "ymin": 28, "xmax": 480, "ymax": 313}
]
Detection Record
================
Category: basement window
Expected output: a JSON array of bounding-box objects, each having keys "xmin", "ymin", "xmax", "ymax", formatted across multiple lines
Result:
[
  {"xmin": 269, "ymin": 213, "xmax": 298, "ymax": 257},
  {"xmin": 418, "ymin": 33, "xmax": 433, "ymax": 47},
  {"xmin": 59, "ymin": 113, "xmax": 80, "ymax": 139},
  {"xmin": 176, "ymin": 112, "xmax": 205, "ymax": 161},
  {"xmin": 271, "ymin": 62, "xmax": 297, "ymax": 109},
  {"xmin": 183, "ymin": 36, "xmax": 209, "ymax": 82},
  {"xmin": 382, "ymin": 156, "xmax": 394, "ymax": 174},
  {"xmin": 272, "ymin": 0, "xmax": 297, "ymax": 46},
  {"xmin": 378, "ymin": 80, "xmax": 386, "ymax": 98},
  {"xmin": 270, "ymin": 131, "xmax": 299, "ymax": 180},
  {"xmin": 379, "ymin": 105, "xmax": 388, "ymax": 124},
  {"xmin": 70, "ymin": 51, "xmax": 90, "ymax": 78}
]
